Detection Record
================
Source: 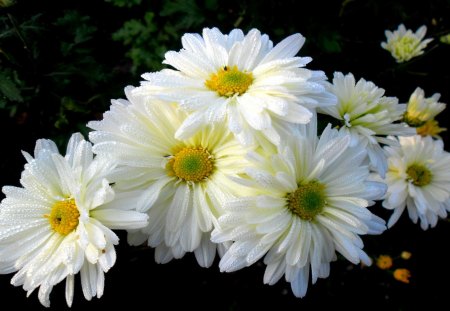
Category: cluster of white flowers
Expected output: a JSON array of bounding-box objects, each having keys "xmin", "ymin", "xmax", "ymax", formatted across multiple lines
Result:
[{"xmin": 0, "ymin": 26, "xmax": 447, "ymax": 307}]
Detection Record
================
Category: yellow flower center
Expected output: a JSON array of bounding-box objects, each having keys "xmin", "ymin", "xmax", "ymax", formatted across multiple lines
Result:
[
  {"xmin": 205, "ymin": 65, "xmax": 253, "ymax": 97},
  {"xmin": 45, "ymin": 198, "xmax": 80, "ymax": 235},
  {"xmin": 286, "ymin": 181, "xmax": 326, "ymax": 221},
  {"xmin": 417, "ymin": 119, "xmax": 446, "ymax": 138},
  {"xmin": 168, "ymin": 147, "xmax": 214, "ymax": 182},
  {"xmin": 406, "ymin": 163, "xmax": 432, "ymax": 187},
  {"xmin": 403, "ymin": 112, "xmax": 426, "ymax": 127}
]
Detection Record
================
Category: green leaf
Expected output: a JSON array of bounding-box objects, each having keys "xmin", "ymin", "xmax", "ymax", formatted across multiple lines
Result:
[
  {"xmin": 318, "ymin": 32, "xmax": 342, "ymax": 54},
  {"xmin": 0, "ymin": 70, "xmax": 23, "ymax": 102}
]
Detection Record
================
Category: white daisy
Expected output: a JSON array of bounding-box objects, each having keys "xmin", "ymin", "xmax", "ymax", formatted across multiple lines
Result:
[
  {"xmin": 212, "ymin": 114, "xmax": 386, "ymax": 298},
  {"xmin": 381, "ymin": 24, "xmax": 433, "ymax": 63},
  {"xmin": 0, "ymin": 133, "xmax": 148, "ymax": 307},
  {"xmin": 88, "ymin": 87, "xmax": 249, "ymax": 268},
  {"xmin": 382, "ymin": 135, "xmax": 450, "ymax": 230},
  {"xmin": 134, "ymin": 27, "xmax": 336, "ymax": 146},
  {"xmin": 403, "ymin": 87, "xmax": 446, "ymax": 127},
  {"xmin": 319, "ymin": 72, "xmax": 414, "ymax": 177}
]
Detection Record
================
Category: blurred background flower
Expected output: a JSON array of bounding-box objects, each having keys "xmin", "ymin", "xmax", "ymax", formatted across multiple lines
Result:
[{"xmin": 381, "ymin": 24, "xmax": 433, "ymax": 63}]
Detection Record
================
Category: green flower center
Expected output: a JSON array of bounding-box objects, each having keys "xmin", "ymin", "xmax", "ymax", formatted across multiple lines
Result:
[
  {"xmin": 205, "ymin": 65, "xmax": 253, "ymax": 97},
  {"xmin": 286, "ymin": 181, "xmax": 326, "ymax": 221},
  {"xmin": 45, "ymin": 198, "xmax": 80, "ymax": 235},
  {"xmin": 398, "ymin": 36, "xmax": 418, "ymax": 48},
  {"xmin": 168, "ymin": 147, "xmax": 214, "ymax": 182},
  {"xmin": 406, "ymin": 163, "xmax": 432, "ymax": 186}
]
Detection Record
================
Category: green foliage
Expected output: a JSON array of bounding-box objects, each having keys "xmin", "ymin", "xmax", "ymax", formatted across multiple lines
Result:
[
  {"xmin": 105, "ymin": 0, "xmax": 142, "ymax": 8},
  {"xmin": 112, "ymin": 11, "xmax": 165, "ymax": 72},
  {"xmin": 0, "ymin": 0, "xmax": 15, "ymax": 8},
  {"xmin": 111, "ymin": 0, "xmax": 233, "ymax": 73},
  {"xmin": 159, "ymin": 0, "xmax": 206, "ymax": 28},
  {"xmin": 317, "ymin": 31, "xmax": 342, "ymax": 53},
  {"xmin": 0, "ymin": 6, "xmax": 114, "ymax": 147},
  {"xmin": 55, "ymin": 11, "xmax": 97, "ymax": 56},
  {"xmin": 0, "ymin": 68, "xmax": 23, "ymax": 104}
]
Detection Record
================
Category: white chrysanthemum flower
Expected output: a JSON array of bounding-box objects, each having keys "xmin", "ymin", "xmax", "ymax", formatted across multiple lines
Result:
[
  {"xmin": 382, "ymin": 135, "xmax": 450, "ymax": 230},
  {"xmin": 212, "ymin": 115, "xmax": 386, "ymax": 298},
  {"xmin": 0, "ymin": 134, "xmax": 148, "ymax": 307},
  {"xmin": 403, "ymin": 87, "xmax": 446, "ymax": 127},
  {"xmin": 381, "ymin": 24, "xmax": 433, "ymax": 63},
  {"xmin": 134, "ymin": 27, "xmax": 336, "ymax": 146},
  {"xmin": 319, "ymin": 72, "xmax": 414, "ymax": 177},
  {"xmin": 88, "ymin": 87, "xmax": 249, "ymax": 268}
]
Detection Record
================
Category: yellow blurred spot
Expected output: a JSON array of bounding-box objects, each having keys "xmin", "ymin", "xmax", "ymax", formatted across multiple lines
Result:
[
  {"xmin": 376, "ymin": 255, "xmax": 393, "ymax": 270},
  {"xmin": 394, "ymin": 268, "xmax": 411, "ymax": 284},
  {"xmin": 440, "ymin": 33, "xmax": 450, "ymax": 44},
  {"xmin": 401, "ymin": 251, "xmax": 412, "ymax": 260}
]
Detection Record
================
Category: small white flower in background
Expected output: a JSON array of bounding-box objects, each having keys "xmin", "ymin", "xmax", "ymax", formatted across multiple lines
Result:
[
  {"xmin": 403, "ymin": 87, "xmax": 446, "ymax": 127},
  {"xmin": 88, "ymin": 87, "xmax": 249, "ymax": 268},
  {"xmin": 318, "ymin": 72, "xmax": 414, "ymax": 177},
  {"xmin": 381, "ymin": 24, "xmax": 433, "ymax": 63},
  {"xmin": 134, "ymin": 27, "xmax": 336, "ymax": 146},
  {"xmin": 0, "ymin": 133, "xmax": 148, "ymax": 307},
  {"xmin": 212, "ymin": 114, "xmax": 386, "ymax": 298},
  {"xmin": 382, "ymin": 135, "xmax": 450, "ymax": 230}
]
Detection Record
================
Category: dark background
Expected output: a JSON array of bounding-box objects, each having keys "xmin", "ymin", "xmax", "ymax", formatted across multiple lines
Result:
[{"xmin": 1, "ymin": 0, "xmax": 450, "ymax": 309}]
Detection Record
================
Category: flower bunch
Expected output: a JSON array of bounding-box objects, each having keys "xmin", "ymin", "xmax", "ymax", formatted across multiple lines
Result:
[
  {"xmin": 376, "ymin": 252, "xmax": 413, "ymax": 284},
  {"xmin": 0, "ymin": 26, "xmax": 448, "ymax": 307}
]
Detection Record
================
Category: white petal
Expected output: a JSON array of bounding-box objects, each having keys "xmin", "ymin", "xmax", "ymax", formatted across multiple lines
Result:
[
  {"xmin": 166, "ymin": 184, "xmax": 190, "ymax": 232},
  {"xmin": 65, "ymin": 274, "xmax": 74, "ymax": 307},
  {"xmin": 194, "ymin": 233, "xmax": 216, "ymax": 268},
  {"xmin": 290, "ymin": 265, "xmax": 309, "ymax": 298},
  {"xmin": 92, "ymin": 209, "xmax": 148, "ymax": 230},
  {"xmin": 260, "ymin": 33, "xmax": 305, "ymax": 64}
]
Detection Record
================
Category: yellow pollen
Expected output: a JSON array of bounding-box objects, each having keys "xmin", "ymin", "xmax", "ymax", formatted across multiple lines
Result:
[
  {"xmin": 286, "ymin": 180, "xmax": 326, "ymax": 221},
  {"xmin": 167, "ymin": 147, "xmax": 214, "ymax": 182},
  {"xmin": 406, "ymin": 163, "xmax": 432, "ymax": 187},
  {"xmin": 45, "ymin": 198, "xmax": 80, "ymax": 236},
  {"xmin": 205, "ymin": 65, "xmax": 253, "ymax": 97}
]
